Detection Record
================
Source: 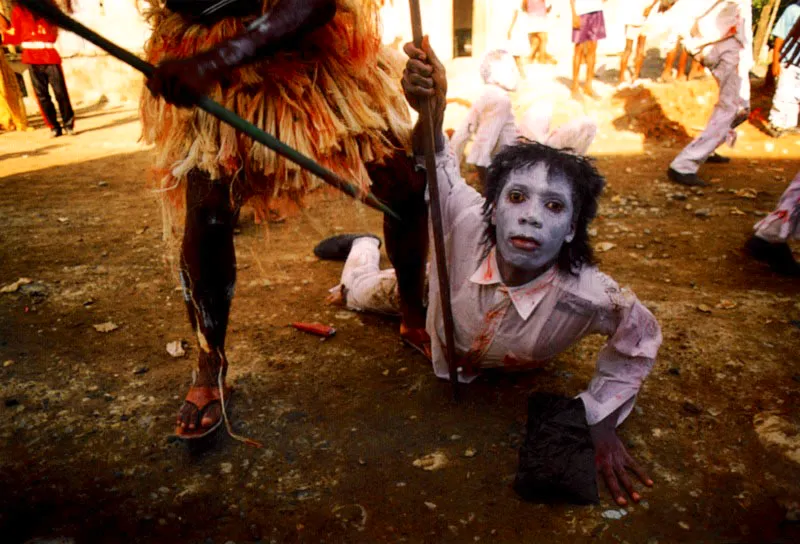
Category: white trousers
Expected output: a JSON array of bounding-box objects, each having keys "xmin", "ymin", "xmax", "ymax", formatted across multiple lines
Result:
[
  {"xmin": 754, "ymin": 171, "xmax": 800, "ymax": 244},
  {"xmin": 671, "ymin": 40, "xmax": 749, "ymax": 175},
  {"xmin": 336, "ymin": 237, "xmax": 401, "ymax": 315},
  {"xmin": 768, "ymin": 64, "xmax": 800, "ymax": 130}
]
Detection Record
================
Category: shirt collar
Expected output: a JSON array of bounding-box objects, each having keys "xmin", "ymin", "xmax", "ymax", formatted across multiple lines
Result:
[{"xmin": 469, "ymin": 249, "xmax": 558, "ymax": 320}]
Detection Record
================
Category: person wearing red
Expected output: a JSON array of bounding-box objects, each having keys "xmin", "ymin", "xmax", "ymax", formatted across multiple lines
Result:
[{"xmin": 2, "ymin": 1, "xmax": 74, "ymax": 137}]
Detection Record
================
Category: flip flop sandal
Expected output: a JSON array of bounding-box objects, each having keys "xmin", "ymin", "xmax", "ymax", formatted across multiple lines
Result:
[
  {"xmin": 400, "ymin": 325, "xmax": 432, "ymax": 362},
  {"xmin": 175, "ymin": 384, "xmax": 233, "ymax": 440}
]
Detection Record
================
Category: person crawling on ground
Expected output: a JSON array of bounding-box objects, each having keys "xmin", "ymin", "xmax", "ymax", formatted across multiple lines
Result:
[{"xmin": 314, "ymin": 38, "xmax": 662, "ymax": 506}]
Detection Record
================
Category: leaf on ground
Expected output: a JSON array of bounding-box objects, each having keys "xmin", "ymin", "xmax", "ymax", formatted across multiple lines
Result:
[
  {"xmin": 596, "ymin": 242, "xmax": 616, "ymax": 253},
  {"xmin": 93, "ymin": 322, "xmax": 119, "ymax": 333},
  {"xmin": 413, "ymin": 451, "xmax": 449, "ymax": 471},
  {"xmin": 1, "ymin": 278, "xmax": 33, "ymax": 293},
  {"xmin": 166, "ymin": 340, "xmax": 186, "ymax": 358},
  {"xmin": 734, "ymin": 188, "xmax": 758, "ymax": 199}
]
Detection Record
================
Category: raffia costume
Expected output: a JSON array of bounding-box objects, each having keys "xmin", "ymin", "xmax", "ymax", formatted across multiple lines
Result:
[
  {"xmin": 0, "ymin": 49, "xmax": 28, "ymax": 132},
  {"xmin": 140, "ymin": 0, "xmax": 412, "ymax": 232}
]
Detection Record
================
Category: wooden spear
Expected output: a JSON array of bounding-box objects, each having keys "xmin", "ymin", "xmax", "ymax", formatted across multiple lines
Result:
[
  {"xmin": 407, "ymin": 1, "xmax": 460, "ymax": 400},
  {"xmin": 18, "ymin": 0, "xmax": 400, "ymax": 220}
]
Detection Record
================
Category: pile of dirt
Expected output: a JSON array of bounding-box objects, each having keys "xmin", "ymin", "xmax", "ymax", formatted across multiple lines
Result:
[{"xmin": 611, "ymin": 78, "xmax": 720, "ymax": 143}]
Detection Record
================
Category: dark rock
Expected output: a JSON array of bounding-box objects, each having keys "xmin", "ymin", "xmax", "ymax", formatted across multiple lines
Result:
[
  {"xmin": 668, "ymin": 367, "xmax": 680, "ymax": 376},
  {"xmin": 4, "ymin": 398, "xmax": 19, "ymax": 407},
  {"xmin": 133, "ymin": 366, "xmax": 149, "ymax": 375},
  {"xmin": 682, "ymin": 401, "xmax": 703, "ymax": 415}
]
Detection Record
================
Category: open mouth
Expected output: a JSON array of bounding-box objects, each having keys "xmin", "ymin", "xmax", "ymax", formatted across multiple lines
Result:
[{"xmin": 509, "ymin": 236, "xmax": 540, "ymax": 251}]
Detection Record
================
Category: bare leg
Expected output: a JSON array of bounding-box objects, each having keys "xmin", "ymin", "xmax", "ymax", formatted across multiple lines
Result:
[
  {"xmin": 572, "ymin": 42, "xmax": 585, "ymax": 97},
  {"xmin": 633, "ymin": 35, "xmax": 647, "ymax": 80},
  {"xmin": 620, "ymin": 39, "xmax": 634, "ymax": 85},
  {"xmin": 177, "ymin": 169, "xmax": 239, "ymax": 431},
  {"xmin": 367, "ymin": 151, "xmax": 428, "ymax": 333},
  {"xmin": 677, "ymin": 48, "xmax": 689, "ymax": 81},
  {"xmin": 528, "ymin": 33, "xmax": 541, "ymax": 63},
  {"xmin": 661, "ymin": 43, "xmax": 679, "ymax": 81},
  {"xmin": 583, "ymin": 41, "xmax": 598, "ymax": 96},
  {"xmin": 514, "ymin": 56, "xmax": 526, "ymax": 79},
  {"xmin": 538, "ymin": 33, "xmax": 554, "ymax": 64}
]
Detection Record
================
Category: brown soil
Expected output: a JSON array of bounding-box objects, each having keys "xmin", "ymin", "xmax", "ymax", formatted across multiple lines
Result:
[{"xmin": 1, "ymin": 80, "xmax": 800, "ymax": 544}]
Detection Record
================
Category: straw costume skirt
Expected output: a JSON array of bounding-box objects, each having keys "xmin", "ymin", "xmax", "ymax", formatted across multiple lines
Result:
[
  {"xmin": 140, "ymin": 0, "xmax": 412, "ymax": 234},
  {"xmin": 0, "ymin": 50, "xmax": 27, "ymax": 132}
]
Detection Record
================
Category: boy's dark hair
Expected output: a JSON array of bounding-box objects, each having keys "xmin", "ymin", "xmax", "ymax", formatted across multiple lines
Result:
[{"xmin": 481, "ymin": 140, "xmax": 605, "ymax": 275}]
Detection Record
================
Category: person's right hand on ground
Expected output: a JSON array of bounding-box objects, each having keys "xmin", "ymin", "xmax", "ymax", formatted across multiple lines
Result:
[{"xmin": 402, "ymin": 37, "xmax": 448, "ymax": 153}]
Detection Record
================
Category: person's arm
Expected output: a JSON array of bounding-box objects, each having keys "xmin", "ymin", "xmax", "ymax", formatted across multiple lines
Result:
[
  {"xmin": 570, "ymin": 0, "xmax": 580, "ymax": 29},
  {"xmin": 579, "ymin": 288, "xmax": 661, "ymax": 505},
  {"xmin": 507, "ymin": 7, "xmax": 518, "ymax": 40},
  {"xmin": 643, "ymin": 0, "xmax": 659, "ymax": 18},
  {"xmin": 402, "ymin": 39, "xmax": 484, "ymax": 224},
  {"xmin": 148, "ymin": 0, "xmax": 337, "ymax": 107},
  {"xmin": 772, "ymin": 37, "xmax": 784, "ymax": 77}
]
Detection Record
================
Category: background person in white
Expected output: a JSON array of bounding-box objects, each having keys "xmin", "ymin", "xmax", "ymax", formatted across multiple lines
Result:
[
  {"xmin": 664, "ymin": 0, "xmax": 753, "ymax": 186},
  {"xmin": 449, "ymin": 49, "xmax": 520, "ymax": 191}
]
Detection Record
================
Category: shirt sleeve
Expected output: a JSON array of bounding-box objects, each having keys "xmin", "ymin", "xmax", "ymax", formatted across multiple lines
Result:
[
  {"xmin": 4, "ymin": 7, "xmax": 21, "ymax": 46},
  {"xmin": 773, "ymin": 6, "xmax": 800, "ymax": 40},
  {"xmin": 578, "ymin": 293, "xmax": 662, "ymax": 427}
]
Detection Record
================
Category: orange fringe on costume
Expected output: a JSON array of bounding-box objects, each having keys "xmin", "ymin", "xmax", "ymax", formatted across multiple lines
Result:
[{"xmin": 139, "ymin": 0, "xmax": 412, "ymax": 235}]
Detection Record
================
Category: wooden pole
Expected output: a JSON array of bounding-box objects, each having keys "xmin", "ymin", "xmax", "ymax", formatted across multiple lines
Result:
[
  {"xmin": 18, "ymin": 0, "xmax": 400, "ymax": 220},
  {"xmin": 408, "ymin": 0, "xmax": 460, "ymax": 401}
]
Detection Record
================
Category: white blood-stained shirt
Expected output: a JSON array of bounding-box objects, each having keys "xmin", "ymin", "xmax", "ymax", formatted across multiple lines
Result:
[
  {"xmin": 449, "ymin": 84, "xmax": 518, "ymax": 168},
  {"xmin": 421, "ymin": 149, "xmax": 662, "ymax": 427}
]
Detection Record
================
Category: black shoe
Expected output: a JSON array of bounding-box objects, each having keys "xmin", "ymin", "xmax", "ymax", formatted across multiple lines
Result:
[
  {"xmin": 706, "ymin": 153, "xmax": 730, "ymax": 164},
  {"xmin": 313, "ymin": 233, "xmax": 381, "ymax": 261},
  {"xmin": 50, "ymin": 128, "xmax": 63, "ymax": 138},
  {"xmin": 745, "ymin": 235, "xmax": 800, "ymax": 277},
  {"xmin": 667, "ymin": 167, "xmax": 709, "ymax": 187}
]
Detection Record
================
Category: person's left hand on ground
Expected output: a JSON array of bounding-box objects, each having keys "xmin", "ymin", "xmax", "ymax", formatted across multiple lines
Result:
[
  {"xmin": 147, "ymin": 56, "xmax": 218, "ymax": 108},
  {"xmin": 590, "ymin": 417, "xmax": 653, "ymax": 506}
]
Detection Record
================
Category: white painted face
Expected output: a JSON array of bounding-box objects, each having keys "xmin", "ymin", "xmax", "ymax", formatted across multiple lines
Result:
[
  {"xmin": 491, "ymin": 164, "xmax": 575, "ymax": 286},
  {"xmin": 490, "ymin": 55, "xmax": 520, "ymax": 92}
]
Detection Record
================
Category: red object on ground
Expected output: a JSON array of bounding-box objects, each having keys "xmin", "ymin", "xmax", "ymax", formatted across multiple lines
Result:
[{"xmin": 291, "ymin": 322, "xmax": 337, "ymax": 338}]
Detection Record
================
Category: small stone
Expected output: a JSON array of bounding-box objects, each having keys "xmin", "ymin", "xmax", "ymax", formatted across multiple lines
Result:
[
  {"xmin": 464, "ymin": 448, "xmax": 477, "ymax": 458},
  {"xmin": 450, "ymin": 434, "xmax": 461, "ymax": 441},
  {"xmin": 133, "ymin": 366, "xmax": 149, "ymax": 375},
  {"xmin": 93, "ymin": 322, "xmax": 119, "ymax": 333},
  {"xmin": 682, "ymin": 401, "xmax": 703, "ymax": 415},
  {"xmin": 668, "ymin": 367, "xmax": 680, "ymax": 376},
  {"xmin": 670, "ymin": 193, "xmax": 688, "ymax": 201},
  {"xmin": 601, "ymin": 509, "xmax": 627, "ymax": 520},
  {"xmin": 413, "ymin": 451, "xmax": 449, "ymax": 471},
  {"xmin": 715, "ymin": 299, "xmax": 737, "ymax": 310},
  {"xmin": 5, "ymin": 398, "xmax": 20, "ymax": 407},
  {"xmin": 98, "ymin": 181, "xmax": 109, "ymax": 187},
  {"xmin": 697, "ymin": 304, "xmax": 712, "ymax": 314},
  {"xmin": 596, "ymin": 242, "xmax": 616, "ymax": 253},
  {"xmin": 3, "ymin": 360, "xmax": 14, "ymax": 368},
  {"xmin": 166, "ymin": 340, "xmax": 186, "ymax": 358},
  {"xmin": 679, "ymin": 522, "xmax": 690, "ymax": 530},
  {"xmin": 424, "ymin": 501, "xmax": 437, "ymax": 511},
  {"xmin": 220, "ymin": 462, "xmax": 233, "ymax": 474},
  {"xmin": 694, "ymin": 208, "xmax": 711, "ymax": 218},
  {"xmin": 159, "ymin": 486, "xmax": 170, "ymax": 494}
]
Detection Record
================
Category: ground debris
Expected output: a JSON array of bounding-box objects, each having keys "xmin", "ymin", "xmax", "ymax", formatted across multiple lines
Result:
[
  {"xmin": 413, "ymin": 451, "xmax": 449, "ymax": 471},
  {"xmin": 1, "ymin": 277, "xmax": 32, "ymax": 293},
  {"xmin": 166, "ymin": 340, "xmax": 187, "ymax": 358},
  {"xmin": 93, "ymin": 322, "xmax": 119, "ymax": 333}
]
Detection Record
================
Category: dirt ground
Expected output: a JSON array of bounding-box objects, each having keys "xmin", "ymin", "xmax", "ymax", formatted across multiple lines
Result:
[{"xmin": 2, "ymin": 75, "xmax": 800, "ymax": 544}]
